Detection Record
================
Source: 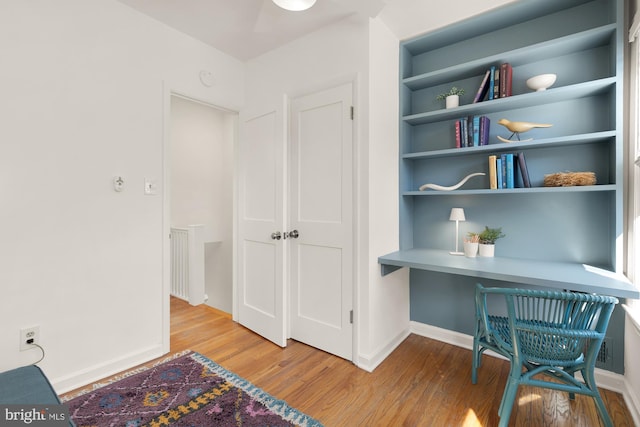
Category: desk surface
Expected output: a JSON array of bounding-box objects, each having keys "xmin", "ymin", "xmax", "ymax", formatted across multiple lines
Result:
[{"xmin": 379, "ymin": 249, "xmax": 639, "ymax": 300}]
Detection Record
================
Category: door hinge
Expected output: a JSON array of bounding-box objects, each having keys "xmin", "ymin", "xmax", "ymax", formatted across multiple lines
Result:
[
  {"xmin": 350, "ymin": 310, "xmax": 354, "ymax": 324},
  {"xmin": 350, "ymin": 106, "xmax": 354, "ymax": 120}
]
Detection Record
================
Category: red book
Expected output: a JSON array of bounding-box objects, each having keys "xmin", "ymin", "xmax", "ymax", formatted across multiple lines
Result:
[
  {"xmin": 455, "ymin": 120, "xmax": 461, "ymax": 148},
  {"xmin": 500, "ymin": 63, "xmax": 513, "ymax": 98}
]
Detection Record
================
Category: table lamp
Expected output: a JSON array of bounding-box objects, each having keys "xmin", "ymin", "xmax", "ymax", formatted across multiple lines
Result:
[{"xmin": 449, "ymin": 208, "xmax": 465, "ymax": 255}]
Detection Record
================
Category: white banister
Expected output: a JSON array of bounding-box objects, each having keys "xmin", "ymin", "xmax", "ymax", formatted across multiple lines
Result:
[{"xmin": 187, "ymin": 224, "xmax": 206, "ymax": 305}]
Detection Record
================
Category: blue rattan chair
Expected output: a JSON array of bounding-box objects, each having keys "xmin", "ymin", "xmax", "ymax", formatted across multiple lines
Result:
[{"xmin": 472, "ymin": 283, "xmax": 618, "ymax": 427}]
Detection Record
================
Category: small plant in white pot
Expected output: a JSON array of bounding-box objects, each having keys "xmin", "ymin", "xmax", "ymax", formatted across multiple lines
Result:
[
  {"xmin": 436, "ymin": 86, "xmax": 465, "ymax": 109},
  {"xmin": 478, "ymin": 226, "xmax": 505, "ymax": 257},
  {"xmin": 463, "ymin": 232, "xmax": 480, "ymax": 258}
]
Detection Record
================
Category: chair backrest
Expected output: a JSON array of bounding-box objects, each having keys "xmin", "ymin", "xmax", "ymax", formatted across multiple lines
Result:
[{"xmin": 476, "ymin": 284, "xmax": 619, "ymax": 364}]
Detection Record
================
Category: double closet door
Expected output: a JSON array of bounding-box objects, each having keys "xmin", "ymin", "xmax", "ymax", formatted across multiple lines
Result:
[{"xmin": 237, "ymin": 83, "xmax": 354, "ymax": 360}]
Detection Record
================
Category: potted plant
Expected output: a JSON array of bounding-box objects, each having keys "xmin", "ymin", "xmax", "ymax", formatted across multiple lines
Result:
[
  {"xmin": 463, "ymin": 232, "xmax": 480, "ymax": 258},
  {"xmin": 478, "ymin": 226, "xmax": 505, "ymax": 257},
  {"xmin": 436, "ymin": 86, "xmax": 465, "ymax": 109}
]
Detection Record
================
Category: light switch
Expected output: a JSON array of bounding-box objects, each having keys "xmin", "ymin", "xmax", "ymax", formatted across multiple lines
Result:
[{"xmin": 144, "ymin": 178, "xmax": 158, "ymax": 195}]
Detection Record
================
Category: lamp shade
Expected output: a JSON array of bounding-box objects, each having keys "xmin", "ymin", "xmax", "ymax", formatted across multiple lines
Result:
[
  {"xmin": 272, "ymin": 0, "xmax": 317, "ymax": 11},
  {"xmin": 449, "ymin": 208, "xmax": 466, "ymax": 221}
]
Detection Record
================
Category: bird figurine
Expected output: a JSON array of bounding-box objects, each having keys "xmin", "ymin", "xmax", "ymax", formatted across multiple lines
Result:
[{"xmin": 497, "ymin": 118, "xmax": 552, "ymax": 142}]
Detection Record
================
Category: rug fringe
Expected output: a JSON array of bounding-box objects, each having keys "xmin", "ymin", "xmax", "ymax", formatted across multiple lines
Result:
[
  {"xmin": 60, "ymin": 350, "xmax": 193, "ymax": 402},
  {"xmin": 190, "ymin": 352, "xmax": 324, "ymax": 427}
]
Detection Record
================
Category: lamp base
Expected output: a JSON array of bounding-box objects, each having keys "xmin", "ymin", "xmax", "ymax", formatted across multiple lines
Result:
[{"xmin": 449, "ymin": 251, "xmax": 464, "ymax": 256}]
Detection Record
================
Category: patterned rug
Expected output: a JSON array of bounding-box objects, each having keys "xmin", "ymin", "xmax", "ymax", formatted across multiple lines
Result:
[{"xmin": 63, "ymin": 351, "xmax": 323, "ymax": 427}]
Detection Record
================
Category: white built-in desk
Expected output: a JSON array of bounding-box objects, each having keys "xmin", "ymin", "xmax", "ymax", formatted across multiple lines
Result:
[{"xmin": 379, "ymin": 249, "xmax": 639, "ymax": 300}]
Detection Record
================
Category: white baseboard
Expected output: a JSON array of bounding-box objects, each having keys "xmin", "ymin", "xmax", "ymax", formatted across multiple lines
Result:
[
  {"xmin": 409, "ymin": 321, "xmax": 628, "ymax": 395},
  {"xmin": 410, "ymin": 321, "xmax": 474, "ymax": 352},
  {"xmin": 51, "ymin": 345, "xmax": 165, "ymax": 395},
  {"xmin": 356, "ymin": 327, "xmax": 411, "ymax": 372},
  {"xmin": 623, "ymin": 378, "xmax": 640, "ymax": 427}
]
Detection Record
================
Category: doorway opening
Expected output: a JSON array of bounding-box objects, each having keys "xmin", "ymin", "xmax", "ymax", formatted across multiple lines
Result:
[{"xmin": 169, "ymin": 94, "xmax": 237, "ymax": 314}]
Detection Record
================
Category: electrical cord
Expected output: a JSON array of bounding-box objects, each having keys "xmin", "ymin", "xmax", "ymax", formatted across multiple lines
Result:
[{"xmin": 30, "ymin": 343, "xmax": 45, "ymax": 365}]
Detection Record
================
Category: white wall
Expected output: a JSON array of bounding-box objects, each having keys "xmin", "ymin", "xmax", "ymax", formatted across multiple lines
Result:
[
  {"xmin": 170, "ymin": 96, "xmax": 234, "ymax": 312},
  {"xmin": 357, "ymin": 18, "xmax": 411, "ymax": 371},
  {"xmin": 0, "ymin": 0, "xmax": 243, "ymax": 392},
  {"xmin": 624, "ymin": 315, "xmax": 640, "ymax": 424},
  {"xmin": 379, "ymin": 0, "xmax": 517, "ymax": 41}
]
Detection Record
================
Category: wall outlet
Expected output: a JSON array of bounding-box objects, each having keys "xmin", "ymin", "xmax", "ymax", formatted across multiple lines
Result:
[{"xmin": 20, "ymin": 326, "xmax": 39, "ymax": 351}]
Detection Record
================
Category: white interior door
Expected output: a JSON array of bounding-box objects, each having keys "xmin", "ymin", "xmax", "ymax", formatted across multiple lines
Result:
[
  {"xmin": 237, "ymin": 98, "xmax": 287, "ymax": 347},
  {"xmin": 289, "ymin": 83, "xmax": 354, "ymax": 360}
]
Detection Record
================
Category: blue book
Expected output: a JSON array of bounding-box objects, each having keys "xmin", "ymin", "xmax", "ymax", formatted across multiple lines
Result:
[
  {"xmin": 496, "ymin": 158, "xmax": 503, "ymax": 189},
  {"xmin": 473, "ymin": 116, "xmax": 480, "ymax": 146},
  {"xmin": 488, "ymin": 66, "xmax": 496, "ymax": 100},
  {"xmin": 505, "ymin": 153, "xmax": 514, "ymax": 188}
]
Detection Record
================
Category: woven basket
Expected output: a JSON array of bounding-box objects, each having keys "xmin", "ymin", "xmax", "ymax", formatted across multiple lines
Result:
[{"xmin": 543, "ymin": 171, "xmax": 596, "ymax": 187}]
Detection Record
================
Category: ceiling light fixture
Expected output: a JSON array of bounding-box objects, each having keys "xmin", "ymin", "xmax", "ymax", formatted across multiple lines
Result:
[{"xmin": 272, "ymin": 0, "xmax": 317, "ymax": 12}]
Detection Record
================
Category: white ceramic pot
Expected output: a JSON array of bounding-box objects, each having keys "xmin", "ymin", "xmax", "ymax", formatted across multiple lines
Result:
[
  {"xmin": 445, "ymin": 94, "xmax": 459, "ymax": 109},
  {"xmin": 464, "ymin": 241, "xmax": 478, "ymax": 258},
  {"xmin": 478, "ymin": 243, "xmax": 495, "ymax": 257}
]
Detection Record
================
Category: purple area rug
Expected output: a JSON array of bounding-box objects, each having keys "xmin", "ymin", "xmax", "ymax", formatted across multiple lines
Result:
[{"xmin": 63, "ymin": 351, "xmax": 323, "ymax": 427}]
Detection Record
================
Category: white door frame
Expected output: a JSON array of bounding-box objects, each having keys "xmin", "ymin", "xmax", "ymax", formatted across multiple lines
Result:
[{"xmin": 161, "ymin": 82, "xmax": 239, "ymax": 353}]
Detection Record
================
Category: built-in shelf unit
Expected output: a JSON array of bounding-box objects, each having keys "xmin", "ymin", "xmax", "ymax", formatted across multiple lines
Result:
[{"xmin": 379, "ymin": 0, "xmax": 638, "ymax": 300}]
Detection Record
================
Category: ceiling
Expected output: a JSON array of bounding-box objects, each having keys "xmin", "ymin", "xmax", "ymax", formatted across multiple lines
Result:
[{"xmin": 116, "ymin": 0, "xmax": 517, "ymax": 61}]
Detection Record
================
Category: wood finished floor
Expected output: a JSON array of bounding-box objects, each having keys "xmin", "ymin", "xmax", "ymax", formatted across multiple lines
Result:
[{"xmin": 64, "ymin": 297, "xmax": 636, "ymax": 426}]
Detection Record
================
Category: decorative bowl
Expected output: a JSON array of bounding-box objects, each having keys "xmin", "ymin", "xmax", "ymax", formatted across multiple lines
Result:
[{"xmin": 526, "ymin": 73, "xmax": 557, "ymax": 91}]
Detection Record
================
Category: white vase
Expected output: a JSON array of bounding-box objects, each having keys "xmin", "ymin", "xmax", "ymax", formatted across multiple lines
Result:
[
  {"xmin": 478, "ymin": 243, "xmax": 495, "ymax": 257},
  {"xmin": 464, "ymin": 241, "xmax": 478, "ymax": 258},
  {"xmin": 445, "ymin": 94, "xmax": 459, "ymax": 109}
]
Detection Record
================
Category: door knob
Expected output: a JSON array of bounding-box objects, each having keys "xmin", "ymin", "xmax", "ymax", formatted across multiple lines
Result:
[
  {"xmin": 285, "ymin": 229, "xmax": 299, "ymax": 239},
  {"xmin": 271, "ymin": 231, "xmax": 282, "ymax": 240}
]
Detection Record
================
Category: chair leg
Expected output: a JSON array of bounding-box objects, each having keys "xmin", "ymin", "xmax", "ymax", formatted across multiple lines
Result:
[
  {"xmin": 498, "ymin": 377, "xmax": 519, "ymax": 427},
  {"xmin": 582, "ymin": 368, "xmax": 613, "ymax": 427},
  {"xmin": 568, "ymin": 369, "xmax": 576, "ymax": 400},
  {"xmin": 498, "ymin": 360, "xmax": 522, "ymax": 427},
  {"xmin": 472, "ymin": 337, "xmax": 480, "ymax": 384},
  {"xmin": 592, "ymin": 393, "xmax": 613, "ymax": 427}
]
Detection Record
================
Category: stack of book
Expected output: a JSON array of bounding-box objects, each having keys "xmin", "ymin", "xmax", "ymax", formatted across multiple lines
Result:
[
  {"xmin": 489, "ymin": 152, "xmax": 531, "ymax": 189},
  {"xmin": 455, "ymin": 115, "xmax": 490, "ymax": 148},
  {"xmin": 473, "ymin": 63, "xmax": 513, "ymax": 103}
]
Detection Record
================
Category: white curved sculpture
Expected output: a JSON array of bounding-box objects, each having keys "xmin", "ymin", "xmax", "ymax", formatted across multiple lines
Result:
[{"xmin": 419, "ymin": 172, "xmax": 486, "ymax": 191}]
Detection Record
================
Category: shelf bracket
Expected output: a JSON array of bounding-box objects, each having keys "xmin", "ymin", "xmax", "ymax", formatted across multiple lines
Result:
[{"xmin": 380, "ymin": 263, "xmax": 403, "ymax": 276}]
